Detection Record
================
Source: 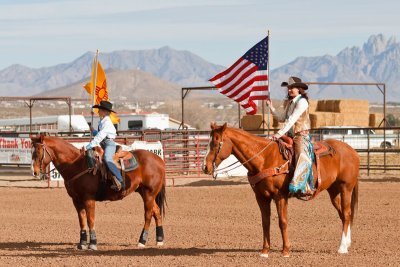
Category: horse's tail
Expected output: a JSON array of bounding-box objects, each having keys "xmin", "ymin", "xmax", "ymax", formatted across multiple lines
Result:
[
  {"xmin": 156, "ymin": 181, "xmax": 167, "ymax": 218},
  {"xmin": 350, "ymin": 179, "xmax": 359, "ymax": 225}
]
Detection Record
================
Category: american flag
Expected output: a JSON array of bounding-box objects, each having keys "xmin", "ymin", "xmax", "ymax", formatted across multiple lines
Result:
[{"xmin": 209, "ymin": 37, "xmax": 269, "ymax": 115}]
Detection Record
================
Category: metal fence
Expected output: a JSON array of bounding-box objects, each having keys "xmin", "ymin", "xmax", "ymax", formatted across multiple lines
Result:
[{"xmin": 1, "ymin": 127, "xmax": 399, "ymax": 180}]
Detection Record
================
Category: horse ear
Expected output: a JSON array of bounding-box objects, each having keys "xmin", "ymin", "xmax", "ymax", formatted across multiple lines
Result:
[
  {"xmin": 210, "ymin": 122, "xmax": 216, "ymax": 130},
  {"xmin": 40, "ymin": 133, "xmax": 46, "ymax": 143},
  {"xmin": 222, "ymin": 123, "xmax": 227, "ymax": 131},
  {"xmin": 30, "ymin": 134, "xmax": 39, "ymax": 142}
]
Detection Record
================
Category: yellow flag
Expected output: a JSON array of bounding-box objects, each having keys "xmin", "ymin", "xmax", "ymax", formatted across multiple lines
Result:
[{"xmin": 83, "ymin": 60, "xmax": 120, "ymax": 124}]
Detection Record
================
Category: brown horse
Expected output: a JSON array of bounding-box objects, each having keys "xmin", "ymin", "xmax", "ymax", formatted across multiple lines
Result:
[
  {"xmin": 202, "ymin": 123, "xmax": 359, "ymax": 257},
  {"xmin": 30, "ymin": 134, "xmax": 166, "ymax": 250}
]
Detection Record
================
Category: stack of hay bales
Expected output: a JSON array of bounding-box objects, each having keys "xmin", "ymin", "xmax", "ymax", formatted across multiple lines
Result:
[
  {"xmin": 310, "ymin": 99, "xmax": 369, "ymax": 128},
  {"xmin": 241, "ymin": 99, "xmax": 378, "ymax": 131}
]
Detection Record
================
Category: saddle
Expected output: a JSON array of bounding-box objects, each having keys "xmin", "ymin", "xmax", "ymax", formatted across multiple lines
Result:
[
  {"xmin": 277, "ymin": 136, "xmax": 335, "ymax": 200},
  {"xmin": 85, "ymin": 146, "xmax": 138, "ymax": 190}
]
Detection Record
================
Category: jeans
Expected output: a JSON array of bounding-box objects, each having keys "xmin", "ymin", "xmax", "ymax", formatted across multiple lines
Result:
[{"xmin": 102, "ymin": 139, "xmax": 123, "ymax": 183}]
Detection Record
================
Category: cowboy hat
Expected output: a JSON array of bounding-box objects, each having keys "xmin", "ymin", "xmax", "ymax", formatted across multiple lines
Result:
[
  {"xmin": 92, "ymin": 100, "xmax": 115, "ymax": 113},
  {"xmin": 281, "ymin": 76, "xmax": 308, "ymax": 90}
]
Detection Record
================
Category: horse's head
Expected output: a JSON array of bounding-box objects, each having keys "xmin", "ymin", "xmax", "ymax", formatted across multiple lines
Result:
[
  {"xmin": 202, "ymin": 122, "xmax": 233, "ymax": 176},
  {"xmin": 30, "ymin": 134, "xmax": 53, "ymax": 179}
]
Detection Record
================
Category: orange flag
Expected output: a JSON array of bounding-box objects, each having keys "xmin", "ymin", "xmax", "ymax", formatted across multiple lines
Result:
[{"xmin": 84, "ymin": 61, "xmax": 120, "ymax": 124}]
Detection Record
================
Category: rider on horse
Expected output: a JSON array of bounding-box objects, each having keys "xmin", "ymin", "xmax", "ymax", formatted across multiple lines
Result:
[
  {"xmin": 86, "ymin": 100, "xmax": 125, "ymax": 191},
  {"xmin": 266, "ymin": 76, "xmax": 314, "ymax": 197}
]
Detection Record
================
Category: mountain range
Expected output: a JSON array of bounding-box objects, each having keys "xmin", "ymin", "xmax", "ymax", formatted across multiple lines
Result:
[{"xmin": 0, "ymin": 34, "xmax": 398, "ymax": 103}]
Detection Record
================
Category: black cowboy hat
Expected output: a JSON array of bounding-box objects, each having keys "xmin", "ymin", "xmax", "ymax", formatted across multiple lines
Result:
[
  {"xmin": 92, "ymin": 100, "xmax": 115, "ymax": 113},
  {"xmin": 281, "ymin": 76, "xmax": 308, "ymax": 90}
]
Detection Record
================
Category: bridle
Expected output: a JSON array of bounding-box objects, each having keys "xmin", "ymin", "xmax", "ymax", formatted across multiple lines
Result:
[
  {"xmin": 34, "ymin": 143, "xmax": 56, "ymax": 179},
  {"xmin": 209, "ymin": 132, "xmax": 274, "ymax": 179},
  {"xmin": 33, "ymin": 141, "xmax": 93, "ymax": 184}
]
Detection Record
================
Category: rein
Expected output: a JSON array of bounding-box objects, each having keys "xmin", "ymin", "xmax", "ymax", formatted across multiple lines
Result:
[
  {"xmin": 35, "ymin": 142, "xmax": 90, "ymax": 182},
  {"xmin": 212, "ymin": 139, "xmax": 274, "ymax": 178}
]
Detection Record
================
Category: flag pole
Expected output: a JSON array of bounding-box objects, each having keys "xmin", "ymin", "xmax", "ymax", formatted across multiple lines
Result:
[
  {"xmin": 90, "ymin": 49, "xmax": 99, "ymax": 139},
  {"xmin": 261, "ymin": 30, "xmax": 270, "ymax": 134},
  {"xmin": 267, "ymin": 30, "xmax": 270, "ymax": 136}
]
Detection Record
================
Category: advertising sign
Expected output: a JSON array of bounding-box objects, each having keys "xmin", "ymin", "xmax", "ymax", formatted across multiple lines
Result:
[{"xmin": 0, "ymin": 137, "xmax": 32, "ymax": 164}]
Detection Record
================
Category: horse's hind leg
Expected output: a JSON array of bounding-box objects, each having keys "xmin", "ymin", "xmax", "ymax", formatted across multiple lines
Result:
[
  {"xmin": 337, "ymin": 185, "xmax": 353, "ymax": 254},
  {"xmin": 138, "ymin": 189, "xmax": 155, "ymax": 247},
  {"xmin": 152, "ymin": 202, "xmax": 164, "ymax": 246},
  {"xmin": 327, "ymin": 185, "xmax": 342, "ymax": 220}
]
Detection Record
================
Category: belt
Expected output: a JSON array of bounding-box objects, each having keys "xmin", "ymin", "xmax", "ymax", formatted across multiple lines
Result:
[{"xmin": 295, "ymin": 130, "xmax": 309, "ymax": 136}]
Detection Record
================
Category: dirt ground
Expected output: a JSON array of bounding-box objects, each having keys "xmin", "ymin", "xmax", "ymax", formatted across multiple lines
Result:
[{"xmin": 0, "ymin": 173, "xmax": 399, "ymax": 266}]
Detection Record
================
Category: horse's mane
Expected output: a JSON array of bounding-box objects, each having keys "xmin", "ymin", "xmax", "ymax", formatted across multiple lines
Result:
[
  {"xmin": 227, "ymin": 126, "xmax": 269, "ymax": 143},
  {"xmin": 44, "ymin": 136, "xmax": 80, "ymax": 154}
]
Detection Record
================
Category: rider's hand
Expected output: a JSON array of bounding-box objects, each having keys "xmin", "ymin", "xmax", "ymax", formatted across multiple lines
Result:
[
  {"xmin": 269, "ymin": 134, "xmax": 279, "ymax": 141},
  {"xmin": 86, "ymin": 143, "xmax": 93, "ymax": 150},
  {"xmin": 266, "ymin": 99, "xmax": 275, "ymax": 112}
]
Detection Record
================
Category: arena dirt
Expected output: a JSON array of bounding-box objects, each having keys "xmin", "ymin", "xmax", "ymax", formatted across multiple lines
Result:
[{"xmin": 0, "ymin": 175, "xmax": 399, "ymax": 266}]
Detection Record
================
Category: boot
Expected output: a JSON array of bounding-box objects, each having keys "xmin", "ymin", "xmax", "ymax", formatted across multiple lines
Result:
[{"xmin": 110, "ymin": 176, "xmax": 122, "ymax": 191}]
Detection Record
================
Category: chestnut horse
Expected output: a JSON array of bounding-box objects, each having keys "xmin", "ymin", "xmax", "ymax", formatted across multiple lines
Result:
[
  {"xmin": 202, "ymin": 123, "xmax": 359, "ymax": 257},
  {"xmin": 31, "ymin": 134, "xmax": 166, "ymax": 250}
]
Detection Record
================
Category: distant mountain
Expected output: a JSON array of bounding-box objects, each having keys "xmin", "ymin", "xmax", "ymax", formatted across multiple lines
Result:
[
  {"xmin": 270, "ymin": 34, "xmax": 400, "ymax": 102},
  {"xmin": 0, "ymin": 46, "xmax": 224, "ymax": 96},
  {"xmin": 0, "ymin": 34, "xmax": 399, "ymax": 102},
  {"xmin": 37, "ymin": 69, "xmax": 182, "ymax": 101}
]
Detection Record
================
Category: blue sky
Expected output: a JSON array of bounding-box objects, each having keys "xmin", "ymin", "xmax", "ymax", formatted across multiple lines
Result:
[{"xmin": 0, "ymin": 0, "xmax": 399, "ymax": 70}]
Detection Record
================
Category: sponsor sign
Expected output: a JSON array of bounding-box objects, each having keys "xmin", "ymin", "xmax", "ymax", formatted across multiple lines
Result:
[
  {"xmin": 0, "ymin": 137, "xmax": 32, "ymax": 164},
  {"xmin": 130, "ymin": 141, "xmax": 164, "ymax": 158}
]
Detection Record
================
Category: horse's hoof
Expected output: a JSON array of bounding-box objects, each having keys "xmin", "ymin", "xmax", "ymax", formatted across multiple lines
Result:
[
  {"xmin": 338, "ymin": 248, "xmax": 348, "ymax": 254},
  {"xmin": 156, "ymin": 241, "xmax": 164, "ymax": 246},
  {"xmin": 260, "ymin": 253, "xmax": 268, "ymax": 258},
  {"xmin": 77, "ymin": 244, "xmax": 88, "ymax": 250},
  {"xmin": 89, "ymin": 244, "xmax": 97, "ymax": 250},
  {"xmin": 137, "ymin": 242, "xmax": 146, "ymax": 248},
  {"xmin": 283, "ymin": 254, "xmax": 290, "ymax": 258}
]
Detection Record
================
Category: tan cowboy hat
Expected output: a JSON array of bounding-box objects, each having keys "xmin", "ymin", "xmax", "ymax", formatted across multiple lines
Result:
[
  {"xmin": 281, "ymin": 76, "xmax": 308, "ymax": 90},
  {"xmin": 92, "ymin": 100, "xmax": 116, "ymax": 113}
]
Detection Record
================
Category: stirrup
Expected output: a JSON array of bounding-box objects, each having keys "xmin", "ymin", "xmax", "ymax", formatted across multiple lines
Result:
[{"xmin": 111, "ymin": 177, "xmax": 122, "ymax": 191}]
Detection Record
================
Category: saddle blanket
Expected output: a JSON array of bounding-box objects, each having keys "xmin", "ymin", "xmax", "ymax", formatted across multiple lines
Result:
[{"xmin": 120, "ymin": 154, "xmax": 138, "ymax": 172}]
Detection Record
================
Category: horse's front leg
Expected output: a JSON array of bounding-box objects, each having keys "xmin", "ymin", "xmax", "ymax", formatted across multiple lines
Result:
[
  {"xmin": 84, "ymin": 199, "xmax": 97, "ymax": 250},
  {"xmin": 274, "ymin": 194, "xmax": 290, "ymax": 257},
  {"xmin": 73, "ymin": 199, "xmax": 88, "ymax": 250},
  {"xmin": 255, "ymin": 192, "xmax": 272, "ymax": 258}
]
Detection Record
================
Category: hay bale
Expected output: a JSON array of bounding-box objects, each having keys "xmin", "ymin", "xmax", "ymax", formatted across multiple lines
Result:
[
  {"xmin": 316, "ymin": 100, "xmax": 327, "ymax": 112},
  {"xmin": 334, "ymin": 99, "xmax": 369, "ymax": 113},
  {"xmin": 241, "ymin": 114, "xmax": 274, "ymax": 130},
  {"xmin": 310, "ymin": 112, "xmax": 338, "ymax": 128},
  {"xmin": 241, "ymin": 115, "xmax": 262, "ymax": 130},
  {"xmin": 316, "ymin": 99, "xmax": 369, "ymax": 113},
  {"xmin": 369, "ymin": 113, "xmax": 384, "ymax": 127},
  {"xmin": 308, "ymin": 100, "xmax": 318, "ymax": 112},
  {"xmin": 342, "ymin": 111, "xmax": 369, "ymax": 126}
]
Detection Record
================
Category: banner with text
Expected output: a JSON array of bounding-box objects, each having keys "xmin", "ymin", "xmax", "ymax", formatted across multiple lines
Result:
[{"xmin": 0, "ymin": 137, "xmax": 32, "ymax": 164}]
